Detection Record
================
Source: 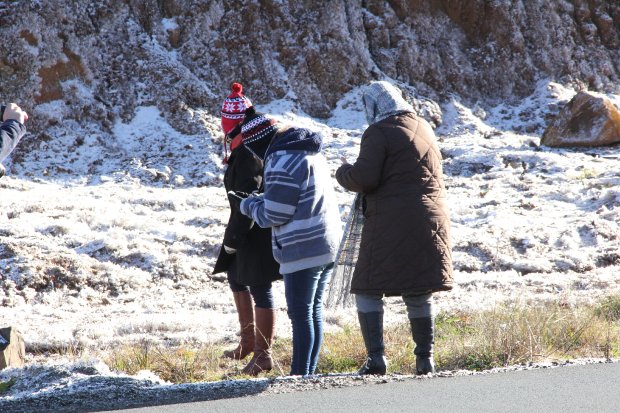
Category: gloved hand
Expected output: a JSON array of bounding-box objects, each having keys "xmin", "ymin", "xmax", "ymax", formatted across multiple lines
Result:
[
  {"xmin": 227, "ymin": 190, "xmax": 251, "ymax": 209},
  {"xmin": 228, "ymin": 190, "xmax": 251, "ymax": 200},
  {"xmin": 224, "ymin": 245, "xmax": 236, "ymax": 254}
]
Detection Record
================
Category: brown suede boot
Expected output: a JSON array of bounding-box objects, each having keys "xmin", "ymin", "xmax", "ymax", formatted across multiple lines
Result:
[
  {"xmin": 222, "ymin": 291, "xmax": 255, "ymax": 360},
  {"xmin": 241, "ymin": 307, "xmax": 276, "ymax": 376}
]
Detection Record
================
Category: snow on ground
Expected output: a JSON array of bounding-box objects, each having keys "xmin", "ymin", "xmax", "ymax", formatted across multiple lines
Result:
[{"xmin": 1, "ymin": 80, "xmax": 620, "ymax": 402}]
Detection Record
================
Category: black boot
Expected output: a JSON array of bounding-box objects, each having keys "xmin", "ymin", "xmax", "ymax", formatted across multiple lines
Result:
[
  {"xmin": 357, "ymin": 311, "xmax": 387, "ymax": 375},
  {"xmin": 410, "ymin": 317, "xmax": 435, "ymax": 375}
]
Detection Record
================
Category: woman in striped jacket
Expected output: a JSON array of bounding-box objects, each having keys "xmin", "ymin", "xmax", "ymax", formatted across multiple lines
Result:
[{"xmin": 235, "ymin": 107, "xmax": 343, "ymax": 376}]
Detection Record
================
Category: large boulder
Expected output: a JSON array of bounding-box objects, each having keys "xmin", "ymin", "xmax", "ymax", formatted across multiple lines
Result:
[{"xmin": 541, "ymin": 91, "xmax": 620, "ymax": 147}]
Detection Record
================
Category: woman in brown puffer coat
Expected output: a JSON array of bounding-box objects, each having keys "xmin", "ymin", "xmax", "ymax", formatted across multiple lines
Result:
[{"xmin": 335, "ymin": 81, "xmax": 453, "ymax": 376}]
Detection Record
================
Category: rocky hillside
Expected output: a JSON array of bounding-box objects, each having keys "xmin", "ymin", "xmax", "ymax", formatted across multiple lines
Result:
[{"xmin": 1, "ymin": 0, "xmax": 619, "ymax": 140}]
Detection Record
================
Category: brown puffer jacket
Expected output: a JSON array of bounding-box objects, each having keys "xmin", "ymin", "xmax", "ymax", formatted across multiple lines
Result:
[{"xmin": 335, "ymin": 112, "xmax": 453, "ymax": 296}]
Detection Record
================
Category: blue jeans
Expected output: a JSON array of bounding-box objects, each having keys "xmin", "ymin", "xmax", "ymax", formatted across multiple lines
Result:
[{"xmin": 283, "ymin": 262, "xmax": 334, "ymax": 376}]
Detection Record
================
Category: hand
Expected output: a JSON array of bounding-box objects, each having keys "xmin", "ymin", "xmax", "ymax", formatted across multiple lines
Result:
[
  {"xmin": 227, "ymin": 190, "xmax": 250, "ymax": 204},
  {"xmin": 232, "ymin": 190, "xmax": 251, "ymax": 199},
  {"xmin": 2, "ymin": 103, "xmax": 28, "ymax": 124},
  {"xmin": 340, "ymin": 156, "xmax": 349, "ymax": 165},
  {"xmin": 224, "ymin": 245, "xmax": 236, "ymax": 254},
  {"xmin": 227, "ymin": 191, "xmax": 251, "ymax": 210}
]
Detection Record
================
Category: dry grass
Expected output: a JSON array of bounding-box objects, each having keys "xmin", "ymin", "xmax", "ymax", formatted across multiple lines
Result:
[
  {"xmin": 105, "ymin": 340, "xmax": 226, "ymax": 382},
  {"xmin": 100, "ymin": 295, "xmax": 620, "ymax": 382},
  {"xmin": 435, "ymin": 300, "xmax": 619, "ymax": 371}
]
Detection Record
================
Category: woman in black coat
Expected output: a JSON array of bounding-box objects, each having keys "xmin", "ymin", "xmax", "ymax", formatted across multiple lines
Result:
[{"xmin": 212, "ymin": 83, "xmax": 280, "ymax": 376}]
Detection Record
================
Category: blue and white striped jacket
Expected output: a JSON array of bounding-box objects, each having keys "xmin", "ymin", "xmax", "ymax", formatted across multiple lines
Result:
[
  {"xmin": 240, "ymin": 127, "xmax": 342, "ymax": 274},
  {"xmin": 0, "ymin": 120, "xmax": 26, "ymax": 164}
]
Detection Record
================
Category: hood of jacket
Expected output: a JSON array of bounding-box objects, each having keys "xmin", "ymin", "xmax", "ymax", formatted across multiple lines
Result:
[
  {"xmin": 363, "ymin": 81, "xmax": 415, "ymax": 125},
  {"xmin": 265, "ymin": 127, "xmax": 322, "ymax": 159}
]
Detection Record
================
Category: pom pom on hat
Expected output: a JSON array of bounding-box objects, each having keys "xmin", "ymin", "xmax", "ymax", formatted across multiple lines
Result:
[
  {"xmin": 231, "ymin": 82, "xmax": 243, "ymax": 94},
  {"xmin": 221, "ymin": 82, "xmax": 252, "ymax": 134}
]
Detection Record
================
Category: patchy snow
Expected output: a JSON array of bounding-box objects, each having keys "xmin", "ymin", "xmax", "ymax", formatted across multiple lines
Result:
[
  {"xmin": 161, "ymin": 18, "xmax": 178, "ymax": 32},
  {"xmin": 1, "ymin": 79, "xmax": 620, "ymax": 404}
]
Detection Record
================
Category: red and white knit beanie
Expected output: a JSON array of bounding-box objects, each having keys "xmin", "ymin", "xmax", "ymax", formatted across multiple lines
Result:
[{"xmin": 220, "ymin": 82, "xmax": 253, "ymax": 134}]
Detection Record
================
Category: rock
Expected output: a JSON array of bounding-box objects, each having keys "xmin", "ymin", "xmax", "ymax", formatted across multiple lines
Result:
[
  {"xmin": 0, "ymin": 327, "xmax": 26, "ymax": 369},
  {"xmin": 541, "ymin": 91, "xmax": 620, "ymax": 147}
]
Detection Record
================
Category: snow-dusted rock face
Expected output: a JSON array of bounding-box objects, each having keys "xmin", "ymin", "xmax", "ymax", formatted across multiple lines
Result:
[
  {"xmin": 541, "ymin": 91, "xmax": 620, "ymax": 147},
  {"xmin": 1, "ymin": 0, "xmax": 619, "ymax": 135}
]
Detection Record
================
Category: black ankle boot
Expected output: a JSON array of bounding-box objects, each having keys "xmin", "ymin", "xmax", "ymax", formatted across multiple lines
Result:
[
  {"xmin": 410, "ymin": 317, "xmax": 435, "ymax": 375},
  {"xmin": 357, "ymin": 311, "xmax": 387, "ymax": 375}
]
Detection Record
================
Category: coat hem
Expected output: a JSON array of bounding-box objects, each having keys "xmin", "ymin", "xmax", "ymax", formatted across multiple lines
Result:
[{"xmin": 350, "ymin": 284, "xmax": 453, "ymax": 296}]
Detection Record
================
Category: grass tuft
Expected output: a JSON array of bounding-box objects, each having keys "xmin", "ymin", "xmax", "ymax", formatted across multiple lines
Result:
[
  {"xmin": 317, "ymin": 324, "xmax": 366, "ymax": 373},
  {"xmin": 0, "ymin": 379, "xmax": 16, "ymax": 394},
  {"xmin": 594, "ymin": 295, "xmax": 620, "ymax": 322}
]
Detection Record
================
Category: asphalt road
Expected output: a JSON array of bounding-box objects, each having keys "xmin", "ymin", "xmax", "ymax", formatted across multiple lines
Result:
[{"xmin": 105, "ymin": 362, "xmax": 620, "ymax": 413}]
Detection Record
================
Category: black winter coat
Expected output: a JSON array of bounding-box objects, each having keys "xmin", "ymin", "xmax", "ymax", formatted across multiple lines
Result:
[{"xmin": 212, "ymin": 145, "xmax": 281, "ymax": 286}]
